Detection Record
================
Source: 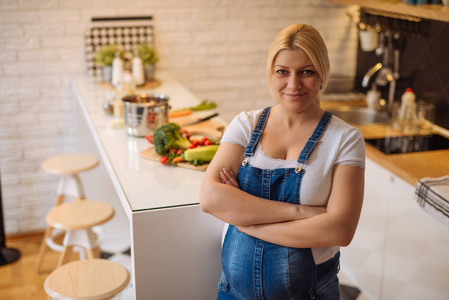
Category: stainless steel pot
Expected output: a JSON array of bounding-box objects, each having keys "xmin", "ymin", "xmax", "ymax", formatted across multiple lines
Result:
[{"xmin": 122, "ymin": 93, "xmax": 170, "ymax": 137}]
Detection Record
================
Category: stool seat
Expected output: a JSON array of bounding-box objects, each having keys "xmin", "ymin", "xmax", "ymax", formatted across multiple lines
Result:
[
  {"xmin": 42, "ymin": 153, "xmax": 99, "ymax": 175},
  {"xmin": 46, "ymin": 201, "xmax": 115, "ymax": 230},
  {"xmin": 44, "ymin": 259, "xmax": 130, "ymax": 300},
  {"xmin": 45, "ymin": 200, "xmax": 115, "ymax": 269}
]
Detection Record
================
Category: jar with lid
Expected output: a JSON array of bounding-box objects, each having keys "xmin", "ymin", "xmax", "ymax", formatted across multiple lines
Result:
[
  {"xmin": 116, "ymin": 71, "xmax": 136, "ymax": 98},
  {"xmin": 102, "ymin": 90, "xmax": 116, "ymax": 115},
  {"xmin": 114, "ymin": 71, "xmax": 136, "ymax": 118}
]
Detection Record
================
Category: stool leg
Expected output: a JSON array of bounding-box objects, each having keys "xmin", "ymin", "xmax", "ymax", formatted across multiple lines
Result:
[
  {"xmin": 37, "ymin": 170, "xmax": 89, "ymax": 272},
  {"xmin": 58, "ymin": 174, "xmax": 86, "ymax": 201},
  {"xmin": 62, "ymin": 228, "xmax": 101, "ymax": 261},
  {"xmin": 57, "ymin": 245, "xmax": 74, "ymax": 268},
  {"xmin": 73, "ymin": 173, "xmax": 86, "ymax": 200},
  {"xmin": 55, "ymin": 194, "xmax": 65, "ymax": 206},
  {"xmin": 86, "ymin": 246, "xmax": 102, "ymax": 259},
  {"xmin": 35, "ymin": 194, "xmax": 66, "ymax": 273},
  {"xmin": 35, "ymin": 226, "xmax": 53, "ymax": 273}
]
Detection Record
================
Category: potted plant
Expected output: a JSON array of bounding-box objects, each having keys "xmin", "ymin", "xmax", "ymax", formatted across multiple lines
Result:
[
  {"xmin": 136, "ymin": 43, "xmax": 159, "ymax": 82},
  {"xmin": 95, "ymin": 44, "xmax": 124, "ymax": 83}
]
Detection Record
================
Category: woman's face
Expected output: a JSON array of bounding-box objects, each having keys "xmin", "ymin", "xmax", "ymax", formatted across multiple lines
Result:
[{"xmin": 271, "ymin": 49, "xmax": 321, "ymax": 112}]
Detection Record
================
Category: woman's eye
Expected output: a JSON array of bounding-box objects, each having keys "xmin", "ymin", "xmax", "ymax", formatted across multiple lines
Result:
[
  {"xmin": 302, "ymin": 70, "xmax": 315, "ymax": 76},
  {"xmin": 275, "ymin": 69, "xmax": 288, "ymax": 75}
]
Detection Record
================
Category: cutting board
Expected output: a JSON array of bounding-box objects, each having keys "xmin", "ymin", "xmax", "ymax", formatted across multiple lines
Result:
[
  {"xmin": 140, "ymin": 148, "xmax": 209, "ymax": 171},
  {"xmin": 139, "ymin": 119, "xmax": 225, "ymax": 171},
  {"xmin": 174, "ymin": 117, "xmax": 225, "ymax": 137}
]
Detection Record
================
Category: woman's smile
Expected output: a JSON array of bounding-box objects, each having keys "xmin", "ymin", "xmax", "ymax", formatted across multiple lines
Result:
[{"xmin": 283, "ymin": 91, "xmax": 307, "ymax": 98}]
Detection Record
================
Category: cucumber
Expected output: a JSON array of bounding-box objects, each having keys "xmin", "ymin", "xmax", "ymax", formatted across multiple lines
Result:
[{"xmin": 183, "ymin": 145, "xmax": 219, "ymax": 162}]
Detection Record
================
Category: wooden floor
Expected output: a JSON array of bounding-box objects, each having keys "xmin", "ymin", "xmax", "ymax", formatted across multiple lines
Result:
[
  {"xmin": 1, "ymin": 233, "xmax": 366, "ymax": 300},
  {"xmin": 0, "ymin": 232, "xmax": 80, "ymax": 300}
]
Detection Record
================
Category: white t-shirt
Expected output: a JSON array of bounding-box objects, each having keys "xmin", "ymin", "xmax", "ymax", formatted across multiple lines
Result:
[{"xmin": 221, "ymin": 108, "xmax": 366, "ymax": 264}]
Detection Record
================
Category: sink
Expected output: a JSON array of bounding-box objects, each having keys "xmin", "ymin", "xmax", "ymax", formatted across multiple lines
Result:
[{"xmin": 327, "ymin": 106, "xmax": 389, "ymax": 125}]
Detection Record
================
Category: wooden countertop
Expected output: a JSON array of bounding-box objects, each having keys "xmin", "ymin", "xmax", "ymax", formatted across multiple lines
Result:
[
  {"xmin": 359, "ymin": 124, "xmax": 449, "ymax": 186},
  {"xmin": 322, "ymin": 101, "xmax": 449, "ymax": 186}
]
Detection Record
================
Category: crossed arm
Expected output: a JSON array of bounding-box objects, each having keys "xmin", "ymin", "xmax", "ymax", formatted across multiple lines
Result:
[{"xmin": 199, "ymin": 142, "xmax": 364, "ymax": 248}]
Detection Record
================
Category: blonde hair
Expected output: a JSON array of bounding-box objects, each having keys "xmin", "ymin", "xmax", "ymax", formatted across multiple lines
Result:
[{"xmin": 267, "ymin": 24, "xmax": 330, "ymax": 105}]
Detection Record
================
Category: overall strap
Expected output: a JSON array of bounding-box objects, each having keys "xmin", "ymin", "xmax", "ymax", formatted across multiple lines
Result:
[
  {"xmin": 297, "ymin": 111, "xmax": 332, "ymax": 165},
  {"xmin": 244, "ymin": 107, "xmax": 271, "ymax": 157}
]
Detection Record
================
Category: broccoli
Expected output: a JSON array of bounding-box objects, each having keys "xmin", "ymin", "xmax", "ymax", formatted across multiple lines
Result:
[{"xmin": 153, "ymin": 123, "xmax": 192, "ymax": 155}]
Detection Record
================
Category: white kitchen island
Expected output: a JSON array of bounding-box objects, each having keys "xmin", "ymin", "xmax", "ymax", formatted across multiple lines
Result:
[{"xmin": 71, "ymin": 73, "xmax": 224, "ymax": 299}]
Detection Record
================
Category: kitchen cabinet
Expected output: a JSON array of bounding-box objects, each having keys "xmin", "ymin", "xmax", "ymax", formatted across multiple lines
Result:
[
  {"xmin": 71, "ymin": 73, "xmax": 224, "ymax": 299},
  {"xmin": 330, "ymin": 0, "xmax": 449, "ymax": 22},
  {"xmin": 340, "ymin": 158, "xmax": 449, "ymax": 300}
]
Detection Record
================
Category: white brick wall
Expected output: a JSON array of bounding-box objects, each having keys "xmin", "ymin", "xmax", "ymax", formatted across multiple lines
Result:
[{"xmin": 0, "ymin": 0, "xmax": 358, "ymax": 235}]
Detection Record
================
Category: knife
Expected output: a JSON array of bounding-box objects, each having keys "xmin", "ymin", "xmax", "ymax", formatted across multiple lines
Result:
[{"xmin": 182, "ymin": 112, "xmax": 219, "ymax": 126}]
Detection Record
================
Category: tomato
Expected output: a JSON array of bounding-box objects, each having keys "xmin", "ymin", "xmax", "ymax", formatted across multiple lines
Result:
[
  {"xmin": 203, "ymin": 140, "xmax": 212, "ymax": 146},
  {"xmin": 146, "ymin": 135, "xmax": 154, "ymax": 144},
  {"xmin": 176, "ymin": 149, "xmax": 184, "ymax": 155},
  {"xmin": 187, "ymin": 140, "xmax": 200, "ymax": 149},
  {"xmin": 159, "ymin": 156, "xmax": 169, "ymax": 165},
  {"xmin": 179, "ymin": 129, "xmax": 190, "ymax": 140},
  {"xmin": 201, "ymin": 137, "xmax": 209, "ymax": 145}
]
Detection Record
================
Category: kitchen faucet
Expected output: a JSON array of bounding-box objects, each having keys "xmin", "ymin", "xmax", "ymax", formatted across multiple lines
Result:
[
  {"xmin": 361, "ymin": 48, "xmax": 400, "ymax": 111},
  {"xmin": 361, "ymin": 63, "xmax": 383, "ymax": 88},
  {"xmin": 362, "ymin": 29, "xmax": 400, "ymax": 111}
]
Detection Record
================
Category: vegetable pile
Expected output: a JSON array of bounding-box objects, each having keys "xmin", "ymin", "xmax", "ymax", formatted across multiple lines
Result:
[
  {"xmin": 147, "ymin": 122, "xmax": 219, "ymax": 166},
  {"xmin": 152, "ymin": 123, "xmax": 192, "ymax": 155}
]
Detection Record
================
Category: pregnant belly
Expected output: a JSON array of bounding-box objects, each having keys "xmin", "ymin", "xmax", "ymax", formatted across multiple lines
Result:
[{"xmin": 221, "ymin": 225, "xmax": 316, "ymax": 300}]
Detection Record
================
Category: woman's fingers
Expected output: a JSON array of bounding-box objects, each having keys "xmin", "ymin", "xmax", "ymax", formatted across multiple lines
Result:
[{"xmin": 220, "ymin": 168, "xmax": 239, "ymax": 188}]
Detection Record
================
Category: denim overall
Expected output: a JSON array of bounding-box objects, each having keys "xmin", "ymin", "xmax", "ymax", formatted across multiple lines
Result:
[{"xmin": 218, "ymin": 107, "xmax": 340, "ymax": 300}]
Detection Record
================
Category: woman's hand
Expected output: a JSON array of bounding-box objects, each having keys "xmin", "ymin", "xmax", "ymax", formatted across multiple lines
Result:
[
  {"xmin": 200, "ymin": 143, "xmax": 305, "ymax": 226},
  {"xmin": 220, "ymin": 168, "xmax": 240, "ymax": 189},
  {"xmin": 237, "ymin": 164, "xmax": 364, "ymax": 248}
]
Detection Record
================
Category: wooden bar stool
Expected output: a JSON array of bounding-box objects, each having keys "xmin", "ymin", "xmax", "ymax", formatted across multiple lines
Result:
[
  {"xmin": 44, "ymin": 258, "xmax": 130, "ymax": 300},
  {"xmin": 45, "ymin": 200, "xmax": 115, "ymax": 269},
  {"xmin": 36, "ymin": 153, "xmax": 99, "ymax": 273},
  {"xmin": 42, "ymin": 153, "xmax": 99, "ymax": 203}
]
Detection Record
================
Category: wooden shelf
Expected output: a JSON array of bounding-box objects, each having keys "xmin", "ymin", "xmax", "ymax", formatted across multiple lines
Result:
[{"xmin": 330, "ymin": 0, "xmax": 449, "ymax": 22}]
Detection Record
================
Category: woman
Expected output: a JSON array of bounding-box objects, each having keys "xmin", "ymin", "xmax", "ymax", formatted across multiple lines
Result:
[{"xmin": 199, "ymin": 24, "xmax": 365, "ymax": 300}]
